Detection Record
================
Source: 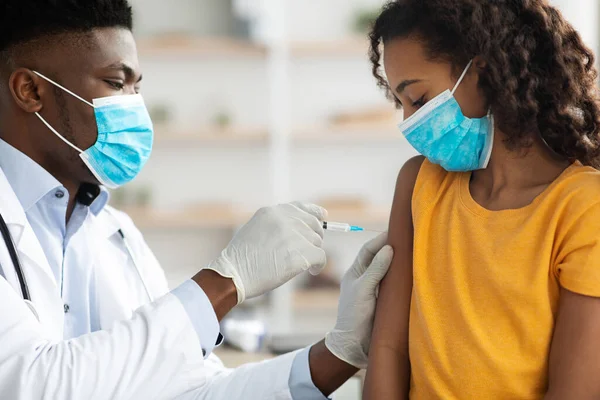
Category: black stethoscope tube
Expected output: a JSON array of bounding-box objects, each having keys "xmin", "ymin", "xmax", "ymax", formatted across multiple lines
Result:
[
  {"xmin": 0, "ymin": 212, "xmax": 30, "ymax": 300},
  {"xmin": 0, "ymin": 208, "xmax": 153, "ymax": 306}
]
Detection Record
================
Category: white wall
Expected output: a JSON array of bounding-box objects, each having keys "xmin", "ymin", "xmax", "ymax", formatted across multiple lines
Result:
[
  {"xmin": 552, "ymin": 0, "xmax": 599, "ymax": 56},
  {"xmin": 130, "ymin": 0, "xmax": 239, "ymax": 37},
  {"xmin": 285, "ymin": 0, "xmax": 385, "ymax": 41}
]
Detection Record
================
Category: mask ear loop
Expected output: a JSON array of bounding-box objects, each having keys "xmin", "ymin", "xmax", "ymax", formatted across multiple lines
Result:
[
  {"xmin": 31, "ymin": 71, "xmax": 96, "ymax": 154},
  {"xmin": 32, "ymin": 71, "xmax": 96, "ymax": 108},
  {"xmin": 451, "ymin": 59, "xmax": 474, "ymax": 95},
  {"xmin": 34, "ymin": 113, "xmax": 85, "ymax": 153}
]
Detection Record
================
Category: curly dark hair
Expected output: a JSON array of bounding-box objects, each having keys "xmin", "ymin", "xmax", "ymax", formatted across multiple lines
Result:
[{"xmin": 369, "ymin": 0, "xmax": 600, "ymax": 168}]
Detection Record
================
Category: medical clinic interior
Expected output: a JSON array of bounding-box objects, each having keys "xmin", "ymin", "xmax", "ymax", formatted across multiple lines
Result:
[{"xmin": 105, "ymin": 1, "xmax": 600, "ymax": 398}]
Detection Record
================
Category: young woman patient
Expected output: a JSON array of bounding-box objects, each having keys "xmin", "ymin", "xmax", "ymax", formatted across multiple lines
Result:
[{"xmin": 363, "ymin": 1, "xmax": 600, "ymax": 399}]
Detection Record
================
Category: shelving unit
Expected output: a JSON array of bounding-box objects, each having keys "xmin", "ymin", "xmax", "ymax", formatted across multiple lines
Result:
[
  {"xmin": 154, "ymin": 125, "xmax": 269, "ymax": 145},
  {"xmin": 292, "ymin": 124, "xmax": 402, "ymax": 144},
  {"xmin": 137, "ymin": 36, "xmax": 371, "ymax": 59},
  {"xmin": 151, "ymin": 123, "xmax": 402, "ymax": 146},
  {"xmin": 131, "ymin": 0, "xmax": 401, "ymax": 344},
  {"xmin": 290, "ymin": 38, "xmax": 370, "ymax": 57},
  {"xmin": 137, "ymin": 36, "xmax": 267, "ymax": 58}
]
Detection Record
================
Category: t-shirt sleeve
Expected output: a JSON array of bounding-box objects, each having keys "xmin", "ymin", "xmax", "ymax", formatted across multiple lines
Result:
[{"xmin": 555, "ymin": 202, "xmax": 600, "ymax": 297}]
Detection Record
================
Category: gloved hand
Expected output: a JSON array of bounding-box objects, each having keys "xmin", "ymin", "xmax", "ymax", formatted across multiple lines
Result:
[
  {"xmin": 206, "ymin": 202, "xmax": 327, "ymax": 304},
  {"xmin": 325, "ymin": 233, "xmax": 393, "ymax": 369}
]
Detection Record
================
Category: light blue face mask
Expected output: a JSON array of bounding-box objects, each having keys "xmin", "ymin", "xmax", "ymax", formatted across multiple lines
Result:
[
  {"xmin": 32, "ymin": 71, "xmax": 153, "ymax": 189},
  {"xmin": 398, "ymin": 60, "xmax": 494, "ymax": 172}
]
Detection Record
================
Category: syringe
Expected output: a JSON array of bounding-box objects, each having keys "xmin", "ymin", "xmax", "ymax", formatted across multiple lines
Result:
[{"xmin": 323, "ymin": 221, "xmax": 364, "ymax": 232}]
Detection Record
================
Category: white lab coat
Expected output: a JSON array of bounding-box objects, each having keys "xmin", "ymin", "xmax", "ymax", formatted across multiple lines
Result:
[{"xmin": 0, "ymin": 167, "xmax": 299, "ymax": 400}]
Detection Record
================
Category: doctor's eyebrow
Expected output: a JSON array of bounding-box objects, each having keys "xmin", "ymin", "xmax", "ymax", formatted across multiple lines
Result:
[
  {"xmin": 105, "ymin": 62, "xmax": 143, "ymax": 83},
  {"xmin": 395, "ymin": 79, "xmax": 422, "ymax": 94}
]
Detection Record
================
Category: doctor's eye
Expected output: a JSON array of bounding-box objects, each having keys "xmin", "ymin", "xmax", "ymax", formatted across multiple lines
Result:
[{"xmin": 105, "ymin": 80, "xmax": 125, "ymax": 90}]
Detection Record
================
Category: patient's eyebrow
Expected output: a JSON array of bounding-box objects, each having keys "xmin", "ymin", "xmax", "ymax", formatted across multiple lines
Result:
[{"xmin": 395, "ymin": 79, "xmax": 422, "ymax": 94}]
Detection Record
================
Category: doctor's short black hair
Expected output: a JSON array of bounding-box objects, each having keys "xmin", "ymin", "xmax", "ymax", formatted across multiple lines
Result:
[
  {"xmin": 0, "ymin": 0, "xmax": 133, "ymax": 61},
  {"xmin": 369, "ymin": 0, "xmax": 600, "ymax": 169}
]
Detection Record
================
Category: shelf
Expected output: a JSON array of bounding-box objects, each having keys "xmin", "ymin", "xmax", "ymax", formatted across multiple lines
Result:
[
  {"xmin": 137, "ymin": 36, "xmax": 267, "ymax": 58},
  {"xmin": 152, "ymin": 124, "xmax": 403, "ymax": 146},
  {"xmin": 119, "ymin": 206, "xmax": 389, "ymax": 230},
  {"xmin": 136, "ymin": 36, "xmax": 370, "ymax": 59},
  {"xmin": 290, "ymin": 38, "xmax": 370, "ymax": 57},
  {"xmin": 294, "ymin": 288, "xmax": 340, "ymax": 312},
  {"xmin": 293, "ymin": 124, "xmax": 402, "ymax": 144},
  {"xmin": 154, "ymin": 125, "xmax": 269, "ymax": 146}
]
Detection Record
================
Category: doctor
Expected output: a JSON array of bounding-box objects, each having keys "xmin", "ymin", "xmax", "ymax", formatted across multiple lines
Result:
[{"xmin": 0, "ymin": 1, "xmax": 393, "ymax": 399}]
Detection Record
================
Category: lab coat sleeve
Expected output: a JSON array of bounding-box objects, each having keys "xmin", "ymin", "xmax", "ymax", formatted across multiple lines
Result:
[
  {"xmin": 172, "ymin": 279, "xmax": 222, "ymax": 357},
  {"xmin": 289, "ymin": 347, "xmax": 330, "ymax": 399},
  {"xmin": 177, "ymin": 351, "xmax": 301, "ymax": 400},
  {"xmin": 114, "ymin": 210, "xmax": 326, "ymax": 399},
  {"xmin": 0, "ymin": 276, "xmax": 208, "ymax": 400},
  {"xmin": 175, "ymin": 348, "xmax": 330, "ymax": 400}
]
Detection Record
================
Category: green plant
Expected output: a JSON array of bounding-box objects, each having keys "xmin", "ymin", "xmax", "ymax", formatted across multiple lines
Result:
[
  {"xmin": 353, "ymin": 8, "xmax": 380, "ymax": 34},
  {"xmin": 214, "ymin": 111, "xmax": 233, "ymax": 129}
]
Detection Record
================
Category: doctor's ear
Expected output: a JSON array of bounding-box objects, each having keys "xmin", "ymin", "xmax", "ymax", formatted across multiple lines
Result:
[{"xmin": 8, "ymin": 68, "xmax": 45, "ymax": 114}]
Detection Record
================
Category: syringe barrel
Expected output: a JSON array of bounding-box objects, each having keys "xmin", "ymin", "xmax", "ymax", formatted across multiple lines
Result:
[{"xmin": 323, "ymin": 221, "xmax": 351, "ymax": 232}]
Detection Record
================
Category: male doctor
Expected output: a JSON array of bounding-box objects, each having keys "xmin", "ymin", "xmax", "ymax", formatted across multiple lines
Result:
[{"xmin": 0, "ymin": 1, "xmax": 393, "ymax": 399}]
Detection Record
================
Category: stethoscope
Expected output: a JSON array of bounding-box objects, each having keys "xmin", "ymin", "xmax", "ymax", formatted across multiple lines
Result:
[
  {"xmin": 0, "ymin": 210, "xmax": 154, "ymax": 308},
  {"xmin": 0, "ymin": 212, "xmax": 30, "ymax": 300}
]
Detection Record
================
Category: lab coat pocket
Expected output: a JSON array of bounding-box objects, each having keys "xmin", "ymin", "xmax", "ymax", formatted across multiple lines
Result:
[{"xmin": 93, "ymin": 235, "xmax": 139, "ymax": 329}]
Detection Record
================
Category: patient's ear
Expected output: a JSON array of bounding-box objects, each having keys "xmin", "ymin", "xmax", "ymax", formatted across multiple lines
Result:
[{"xmin": 473, "ymin": 56, "xmax": 487, "ymax": 72}]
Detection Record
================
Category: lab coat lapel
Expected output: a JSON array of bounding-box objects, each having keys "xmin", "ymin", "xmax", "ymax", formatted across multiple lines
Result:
[
  {"xmin": 0, "ymin": 168, "xmax": 57, "ymax": 286},
  {"xmin": 0, "ymin": 168, "xmax": 64, "ymax": 338},
  {"xmin": 90, "ymin": 210, "xmax": 137, "ymax": 325}
]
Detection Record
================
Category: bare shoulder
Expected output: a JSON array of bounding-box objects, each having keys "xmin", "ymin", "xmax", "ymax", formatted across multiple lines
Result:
[
  {"xmin": 393, "ymin": 155, "xmax": 426, "ymax": 207},
  {"xmin": 388, "ymin": 155, "xmax": 426, "ymax": 239}
]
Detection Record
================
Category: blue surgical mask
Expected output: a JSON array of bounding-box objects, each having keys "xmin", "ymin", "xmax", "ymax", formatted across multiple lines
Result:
[
  {"xmin": 398, "ymin": 60, "xmax": 494, "ymax": 172},
  {"xmin": 32, "ymin": 71, "xmax": 153, "ymax": 189}
]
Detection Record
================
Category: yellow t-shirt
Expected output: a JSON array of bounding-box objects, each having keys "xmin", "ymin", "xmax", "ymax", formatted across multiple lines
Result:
[{"xmin": 409, "ymin": 160, "xmax": 600, "ymax": 399}]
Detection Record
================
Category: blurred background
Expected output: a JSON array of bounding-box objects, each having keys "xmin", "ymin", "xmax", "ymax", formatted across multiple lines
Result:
[{"xmin": 115, "ymin": 0, "xmax": 599, "ymax": 397}]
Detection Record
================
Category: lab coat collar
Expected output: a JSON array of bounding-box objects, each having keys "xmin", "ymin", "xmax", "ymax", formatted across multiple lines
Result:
[
  {"xmin": 90, "ymin": 188, "xmax": 110, "ymax": 216},
  {"xmin": 0, "ymin": 139, "xmax": 62, "ymax": 213},
  {"xmin": 0, "ymin": 167, "xmax": 28, "ymax": 228},
  {"xmin": 0, "ymin": 139, "xmax": 110, "ymax": 216}
]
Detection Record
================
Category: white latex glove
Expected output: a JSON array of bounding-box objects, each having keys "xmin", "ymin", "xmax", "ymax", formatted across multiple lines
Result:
[
  {"xmin": 325, "ymin": 233, "xmax": 393, "ymax": 369},
  {"xmin": 206, "ymin": 202, "xmax": 327, "ymax": 304}
]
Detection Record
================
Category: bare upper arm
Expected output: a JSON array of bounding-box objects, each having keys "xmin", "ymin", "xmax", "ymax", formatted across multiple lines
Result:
[
  {"xmin": 388, "ymin": 155, "xmax": 424, "ymax": 250},
  {"xmin": 363, "ymin": 156, "xmax": 424, "ymax": 399},
  {"xmin": 371, "ymin": 155, "xmax": 424, "ymax": 351},
  {"xmin": 546, "ymin": 288, "xmax": 600, "ymax": 399}
]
